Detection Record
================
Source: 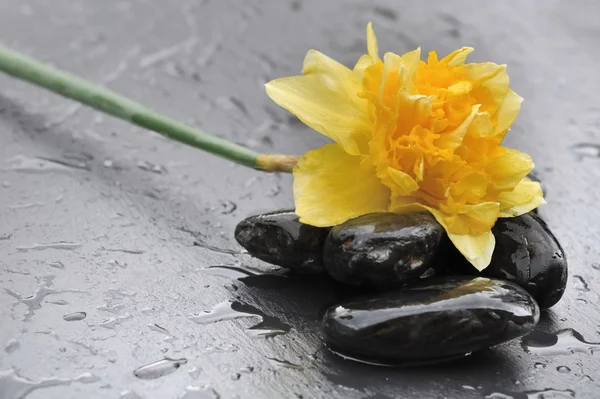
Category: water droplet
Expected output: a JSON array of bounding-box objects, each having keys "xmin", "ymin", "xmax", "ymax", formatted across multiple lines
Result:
[
  {"xmin": 534, "ymin": 362, "xmax": 546, "ymax": 370},
  {"xmin": 16, "ymin": 242, "xmax": 81, "ymax": 252},
  {"xmin": 101, "ymin": 247, "xmax": 145, "ymax": 255},
  {"xmin": 136, "ymin": 160, "xmax": 166, "ymax": 174},
  {"xmin": 179, "ymin": 385, "xmax": 220, "ymax": 399},
  {"xmin": 239, "ymin": 366, "xmax": 254, "ymax": 374},
  {"xmin": 246, "ymin": 318, "xmax": 290, "ymax": 339},
  {"xmin": 557, "ymin": 365, "xmax": 571, "ymax": 373},
  {"xmin": 189, "ymin": 301, "xmax": 260, "ymax": 324},
  {"xmin": 572, "ymin": 142, "xmax": 600, "ymax": 159},
  {"xmin": 147, "ymin": 323, "xmax": 171, "ymax": 336},
  {"xmin": 5, "ymin": 276, "xmax": 84, "ymax": 320},
  {"xmin": 202, "ymin": 343, "xmax": 239, "ymax": 354},
  {"xmin": 99, "ymin": 314, "xmax": 132, "ymax": 329},
  {"xmin": 92, "ymin": 233, "xmax": 108, "ymax": 241},
  {"xmin": 573, "ymin": 275, "xmax": 590, "ymax": 291},
  {"xmin": 3, "ymin": 155, "xmax": 75, "ymax": 174},
  {"xmin": 48, "ymin": 300, "xmax": 69, "ymax": 306},
  {"xmin": 484, "ymin": 393, "xmax": 513, "ymax": 399},
  {"xmin": 68, "ymin": 340, "xmax": 98, "ymax": 356},
  {"xmin": 192, "ymin": 241, "xmax": 242, "ymax": 255},
  {"xmin": 48, "ymin": 261, "xmax": 65, "ymax": 269},
  {"xmin": 107, "ymin": 260, "xmax": 128, "ymax": 268},
  {"xmin": 133, "ymin": 357, "xmax": 187, "ymax": 379},
  {"xmin": 219, "ymin": 200, "xmax": 237, "ymax": 215},
  {"xmin": 328, "ymin": 347, "xmax": 471, "ymax": 367},
  {"xmin": 4, "ymin": 339, "xmax": 19, "ymax": 354},
  {"xmin": 201, "ymin": 266, "xmax": 254, "ymax": 280},
  {"xmin": 189, "ymin": 300, "xmax": 290, "ymax": 337},
  {"xmin": 38, "ymin": 155, "xmax": 90, "ymax": 170},
  {"xmin": 486, "ymin": 389, "xmax": 575, "ymax": 399},
  {"xmin": 0, "ymin": 369, "xmax": 99, "ymax": 399},
  {"xmin": 97, "ymin": 304, "xmax": 125, "ymax": 313},
  {"xmin": 76, "ymin": 373, "xmax": 101, "ymax": 383},
  {"xmin": 119, "ymin": 390, "xmax": 143, "ymax": 399},
  {"xmin": 63, "ymin": 312, "xmax": 86, "ymax": 322},
  {"xmin": 105, "ymin": 288, "xmax": 137, "ymax": 298},
  {"xmin": 7, "ymin": 202, "xmax": 45, "ymax": 210},
  {"xmin": 187, "ymin": 366, "xmax": 201, "ymax": 380},
  {"xmin": 526, "ymin": 389, "xmax": 574, "ymax": 399},
  {"xmin": 266, "ymin": 357, "xmax": 303, "ymax": 370},
  {"xmin": 522, "ymin": 328, "xmax": 600, "ymax": 355}
]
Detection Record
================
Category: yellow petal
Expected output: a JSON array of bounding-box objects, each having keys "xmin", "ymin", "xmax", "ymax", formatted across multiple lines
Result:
[
  {"xmin": 400, "ymin": 47, "xmax": 422, "ymax": 79},
  {"xmin": 447, "ymin": 81, "xmax": 473, "ymax": 96},
  {"xmin": 266, "ymin": 51, "xmax": 370, "ymax": 155},
  {"xmin": 443, "ymin": 47, "xmax": 474, "ymax": 67},
  {"xmin": 436, "ymin": 105, "xmax": 479, "ymax": 149},
  {"xmin": 353, "ymin": 54, "xmax": 375, "ymax": 78},
  {"xmin": 486, "ymin": 147, "xmax": 533, "ymax": 190},
  {"xmin": 450, "ymin": 171, "xmax": 488, "ymax": 202},
  {"xmin": 466, "ymin": 111, "xmax": 494, "ymax": 138},
  {"xmin": 389, "ymin": 200, "xmax": 430, "ymax": 215},
  {"xmin": 494, "ymin": 89, "xmax": 523, "ymax": 135},
  {"xmin": 441, "ymin": 202, "xmax": 500, "ymax": 235},
  {"xmin": 447, "ymin": 230, "xmax": 496, "ymax": 271},
  {"xmin": 464, "ymin": 62, "xmax": 506, "ymax": 83},
  {"xmin": 293, "ymin": 143, "xmax": 390, "ymax": 227},
  {"xmin": 381, "ymin": 51, "xmax": 420, "ymax": 97},
  {"xmin": 367, "ymin": 22, "xmax": 380, "ymax": 63},
  {"xmin": 390, "ymin": 203, "xmax": 496, "ymax": 270},
  {"xmin": 499, "ymin": 177, "xmax": 546, "ymax": 217},
  {"xmin": 388, "ymin": 167, "xmax": 420, "ymax": 195},
  {"xmin": 466, "ymin": 63, "xmax": 510, "ymax": 118}
]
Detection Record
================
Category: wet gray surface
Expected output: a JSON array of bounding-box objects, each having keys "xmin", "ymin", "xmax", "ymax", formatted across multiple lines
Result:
[{"xmin": 0, "ymin": 0, "xmax": 599, "ymax": 398}]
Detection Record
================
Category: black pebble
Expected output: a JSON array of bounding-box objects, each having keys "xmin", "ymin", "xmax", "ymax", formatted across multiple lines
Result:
[
  {"xmin": 440, "ymin": 213, "xmax": 567, "ymax": 309},
  {"xmin": 234, "ymin": 210, "xmax": 330, "ymax": 274},
  {"xmin": 322, "ymin": 276, "xmax": 539, "ymax": 365},
  {"xmin": 323, "ymin": 213, "xmax": 443, "ymax": 288}
]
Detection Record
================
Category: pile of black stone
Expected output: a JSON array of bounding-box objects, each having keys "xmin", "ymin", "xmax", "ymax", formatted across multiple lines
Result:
[{"xmin": 234, "ymin": 197, "xmax": 567, "ymax": 366}]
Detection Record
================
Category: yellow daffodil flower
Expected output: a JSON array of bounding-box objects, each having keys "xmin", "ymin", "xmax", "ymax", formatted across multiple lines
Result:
[{"xmin": 265, "ymin": 23, "xmax": 545, "ymax": 270}]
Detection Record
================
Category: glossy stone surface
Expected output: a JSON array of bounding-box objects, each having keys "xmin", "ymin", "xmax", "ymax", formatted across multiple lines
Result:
[
  {"xmin": 235, "ymin": 210, "xmax": 330, "ymax": 273},
  {"xmin": 322, "ymin": 277, "xmax": 540, "ymax": 364},
  {"xmin": 323, "ymin": 213, "xmax": 443, "ymax": 288},
  {"xmin": 444, "ymin": 213, "xmax": 568, "ymax": 309}
]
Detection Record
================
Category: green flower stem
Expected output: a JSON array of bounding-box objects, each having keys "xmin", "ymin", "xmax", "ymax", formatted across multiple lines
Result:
[{"xmin": 0, "ymin": 45, "xmax": 276, "ymax": 170}]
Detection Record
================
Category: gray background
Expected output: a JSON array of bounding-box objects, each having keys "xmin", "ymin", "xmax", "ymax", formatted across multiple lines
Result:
[{"xmin": 1, "ymin": 0, "xmax": 599, "ymax": 398}]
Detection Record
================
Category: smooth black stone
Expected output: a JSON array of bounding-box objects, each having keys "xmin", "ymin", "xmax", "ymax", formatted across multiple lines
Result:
[
  {"xmin": 322, "ymin": 276, "xmax": 539, "ymax": 363},
  {"xmin": 234, "ymin": 210, "xmax": 330, "ymax": 274},
  {"xmin": 323, "ymin": 213, "xmax": 443, "ymax": 288},
  {"xmin": 442, "ymin": 213, "xmax": 567, "ymax": 309}
]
